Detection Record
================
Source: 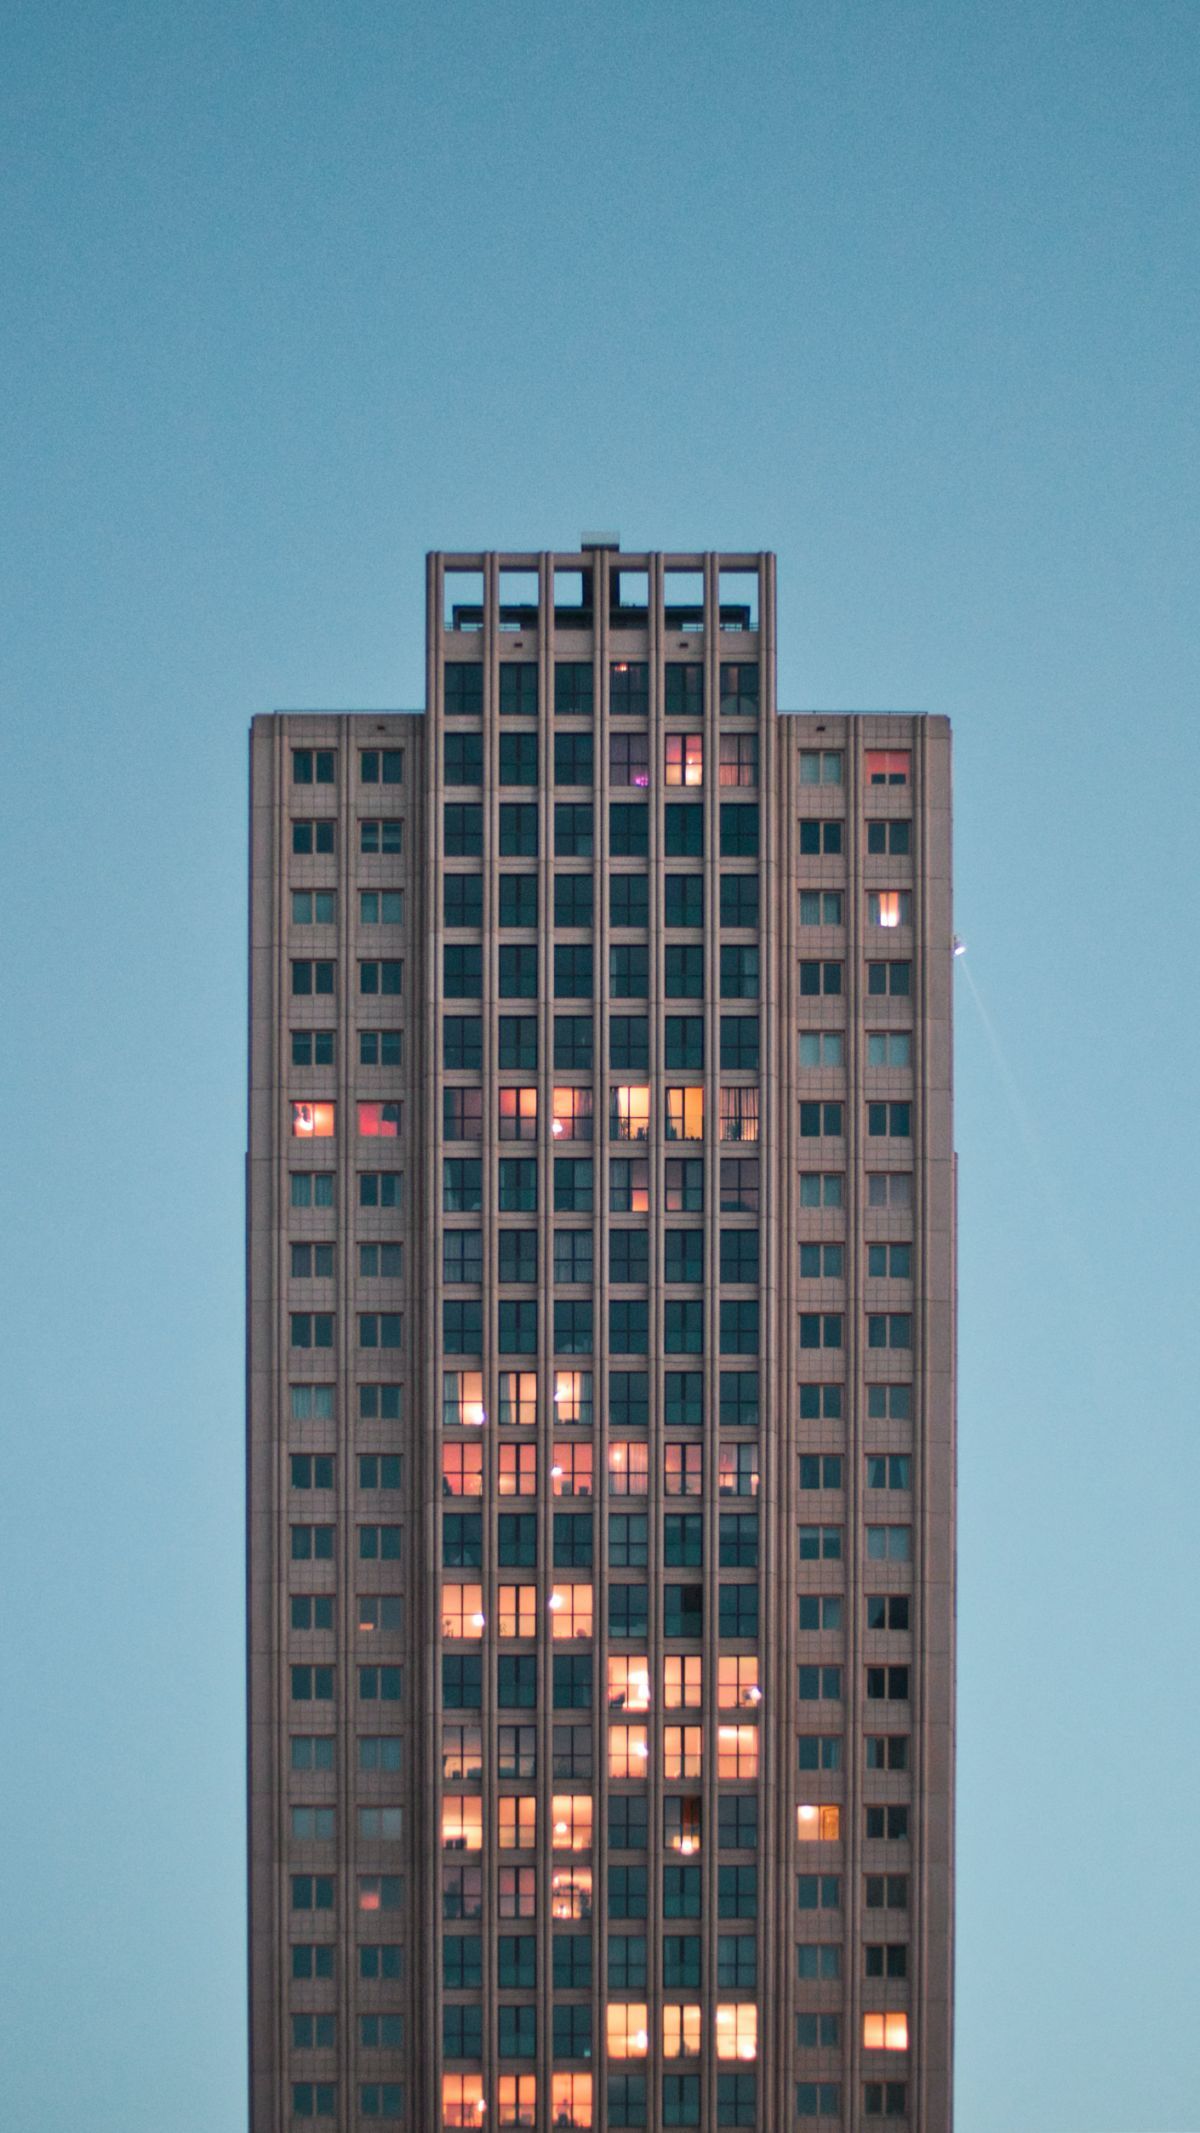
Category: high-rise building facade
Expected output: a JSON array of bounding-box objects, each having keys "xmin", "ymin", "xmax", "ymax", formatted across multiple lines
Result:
[{"xmin": 248, "ymin": 545, "xmax": 954, "ymax": 2133}]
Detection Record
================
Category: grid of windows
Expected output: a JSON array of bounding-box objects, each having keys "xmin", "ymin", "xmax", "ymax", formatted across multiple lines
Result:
[{"xmin": 254, "ymin": 567, "xmax": 951, "ymax": 2133}]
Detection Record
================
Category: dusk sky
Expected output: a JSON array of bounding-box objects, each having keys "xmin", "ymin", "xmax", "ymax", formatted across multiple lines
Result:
[{"xmin": 1, "ymin": 4, "xmax": 1197, "ymax": 2129}]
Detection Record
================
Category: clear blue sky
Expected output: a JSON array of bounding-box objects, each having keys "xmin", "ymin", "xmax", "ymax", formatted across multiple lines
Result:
[{"xmin": 1, "ymin": 4, "xmax": 1196, "ymax": 2127}]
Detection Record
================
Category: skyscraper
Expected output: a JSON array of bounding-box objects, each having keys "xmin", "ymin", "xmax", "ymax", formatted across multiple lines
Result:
[{"xmin": 247, "ymin": 544, "xmax": 955, "ymax": 2133}]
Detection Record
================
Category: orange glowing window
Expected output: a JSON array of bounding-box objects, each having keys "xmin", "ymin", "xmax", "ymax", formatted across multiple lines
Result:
[
  {"xmin": 664, "ymin": 1725, "xmax": 703, "ymax": 1779},
  {"xmin": 865, "ymin": 749, "xmax": 910, "ymax": 787},
  {"xmin": 497, "ymin": 2074, "xmax": 536, "ymax": 2128},
  {"xmin": 607, "ymin": 1441, "xmax": 649, "ymax": 1496},
  {"xmin": 441, "ymin": 1796, "xmax": 483, "ymax": 1851},
  {"xmin": 665, "ymin": 1086, "xmax": 704, "ymax": 1141},
  {"xmin": 441, "ymin": 1584, "xmax": 485, "ymax": 1639},
  {"xmin": 664, "ymin": 1443, "xmax": 703, "ymax": 1496},
  {"xmin": 553, "ymin": 1370, "xmax": 593, "ymax": 1426},
  {"xmin": 550, "ymin": 1869, "xmax": 593, "ymax": 1923},
  {"xmin": 718, "ymin": 1086, "xmax": 759, "ymax": 1144},
  {"xmin": 357, "ymin": 1100, "xmax": 401, "ymax": 1138},
  {"xmin": 498, "ymin": 1864, "xmax": 536, "ymax": 1917},
  {"xmin": 607, "ymin": 2004, "xmax": 650, "ymax": 2058},
  {"xmin": 716, "ymin": 1724, "xmax": 759, "ymax": 1779},
  {"xmin": 608, "ymin": 1723, "xmax": 649, "ymax": 1778},
  {"xmin": 717, "ymin": 1655, "xmax": 760, "ymax": 1709},
  {"xmin": 443, "ymin": 1370, "xmax": 486, "ymax": 1428},
  {"xmin": 663, "ymin": 1655, "xmax": 703, "ymax": 1709},
  {"xmin": 610, "ymin": 1085, "xmax": 651, "ymax": 1142},
  {"xmin": 715, "ymin": 2004, "xmax": 758, "ymax": 2060},
  {"xmin": 498, "ymin": 1086, "xmax": 538, "ymax": 1140},
  {"xmin": 665, "ymin": 731, "xmax": 704, "ymax": 786},
  {"xmin": 497, "ymin": 1583, "xmax": 536, "ymax": 1639},
  {"xmin": 498, "ymin": 1371, "xmax": 537, "ymax": 1427},
  {"xmin": 863, "ymin": 2012, "xmax": 909, "ymax": 2050},
  {"xmin": 552, "ymin": 1086, "xmax": 594, "ymax": 1140},
  {"xmin": 607, "ymin": 1656, "xmax": 651, "ymax": 1711},
  {"xmin": 662, "ymin": 2003, "xmax": 703, "ymax": 2057},
  {"xmin": 718, "ymin": 733, "xmax": 758, "ymax": 788},
  {"xmin": 442, "ymin": 2073, "xmax": 485, "ymax": 2128},
  {"xmin": 498, "ymin": 1442, "xmax": 537, "ymax": 1496},
  {"xmin": 867, "ymin": 889, "xmax": 912, "ymax": 929},
  {"xmin": 291, "ymin": 1100, "xmax": 335, "ymax": 1138},
  {"xmin": 550, "ymin": 2071, "xmax": 592, "ymax": 2126},
  {"xmin": 441, "ymin": 1442, "xmax": 484, "ymax": 1497},
  {"xmin": 550, "ymin": 1584, "xmax": 594, "ymax": 1639},
  {"xmin": 552, "ymin": 1442, "xmax": 593, "ymax": 1497},
  {"xmin": 797, "ymin": 1803, "xmax": 841, "ymax": 1841},
  {"xmin": 498, "ymin": 1795, "xmax": 536, "ymax": 1848},
  {"xmin": 551, "ymin": 1794, "xmax": 593, "ymax": 1851}
]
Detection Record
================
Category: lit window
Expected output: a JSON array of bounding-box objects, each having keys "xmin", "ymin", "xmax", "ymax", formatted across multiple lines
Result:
[
  {"xmin": 867, "ymin": 891, "xmax": 912, "ymax": 929},
  {"xmin": 865, "ymin": 750, "xmax": 910, "ymax": 786},
  {"xmin": 663, "ymin": 1655, "xmax": 703, "ymax": 1708},
  {"xmin": 716, "ymin": 1725, "xmax": 759, "ymax": 1779},
  {"xmin": 441, "ymin": 2073, "xmax": 484, "ymax": 2128},
  {"xmin": 663, "ymin": 2003, "xmax": 703, "ymax": 2057},
  {"xmin": 553, "ymin": 1370, "xmax": 592, "ymax": 1426},
  {"xmin": 552, "ymin": 1442, "xmax": 593, "ymax": 1496},
  {"xmin": 665, "ymin": 1087, "xmax": 704, "ymax": 1141},
  {"xmin": 607, "ymin": 2004, "xmax": 650, "ymax": 2058},
  {"xmin": 718, "ymin": 1088, "xmax": 759, "ymax": 1143},
  {"xmin": 715, "ymin": 2004, "xmax": 758, "ymax": 2060},
  {"xmin": 441, "ymin": 1585, "xmax": 485, "ymax": 1639},
  {"xmin": 665, "ymin": 731, "xmax": 704, "ymax": 786},
  {"xmin": 551, "ymin": 1794, "xmax": 593, "ymax": 1851},
  {"xmin": 498, "ymin": 1795, "xmax": 537, "ymax": 1848},
  {"xmin": 797, "ymin": 1804, "xmax": 841, "ymax": 1841},
  {"xmin": 550, "ymin": 2070, "xmax": 592, "ymax": 2126},
  {"xmin": 497, "ymin": 2074, "xmax": 537, "ymax": 2128},
  {"xmin": 550, "ymin": 1870, "xmax": 593, "ymax": 1923},
  {"xmin": 607, "ymin": 1656, "xmax": 651, "ymax": 1711},
  {"xmin": 664, "ymin": 1444, "xmax": 703, "ymax": 1496},
  {"xmin": 611, "ymin": 1085, "xmax": 651, "ymax": 1141},
  {"xmin": 716, "ymin": 1656, "xmax": 759, "ymax": 1709},
  {"xmin": 499, "ymin": 1087, "xmax": 538, "ymax": 1139},
  {"xmin": 664, "ymin": 1725, "xmax": 703, "ymax": 1779},
  {"xmin": 608, "ymin": 1723, "xmax": 649, "ymax": 1777},
  {"xmin": 497, "ymin": 1583, "xmax": 536, "ymax": 1638},
  {"xmin": 499, "ymin": 1371, "xmax": 538, "ymax": 1427},
  {"xmin": 291, "ymin": 1101, "xmax": 335, "ymax": 1138},
  {"xmin": 862, "ymin": 2012, "xmax": 909, "ymax": 2050},
  {"xmin": 440, "ymin": 1441, "xmax": 483, "ymax": 1498},
  {"xmin": 442, "ymin": 1371, "xmax": 486, "ymax": 1428},
  {"xmin": 607, "ymin": 1441, "xmax": 649, "ymax": 1496},
  {"xmin": 357, "ymin": 1101, "xmax": 401, "ymax": 1138},
  {"xmin": 441, "ymin": 1797, "xmax": 483, "ymax": 1850},
  {"xmin": 719, "ymin": 734, "xmax": 758, "ymax": 787},
  {"xmin": 498, "ymin": 1443, "xmax": 538, "ymax": 1497},
  {"xmin": 552, "ymin": 1087, "xmax": 594, "ymax": 1140},
  {"xmin": 550, "ymin": 1584, "xmax": 594, "ymax": 1639}
]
